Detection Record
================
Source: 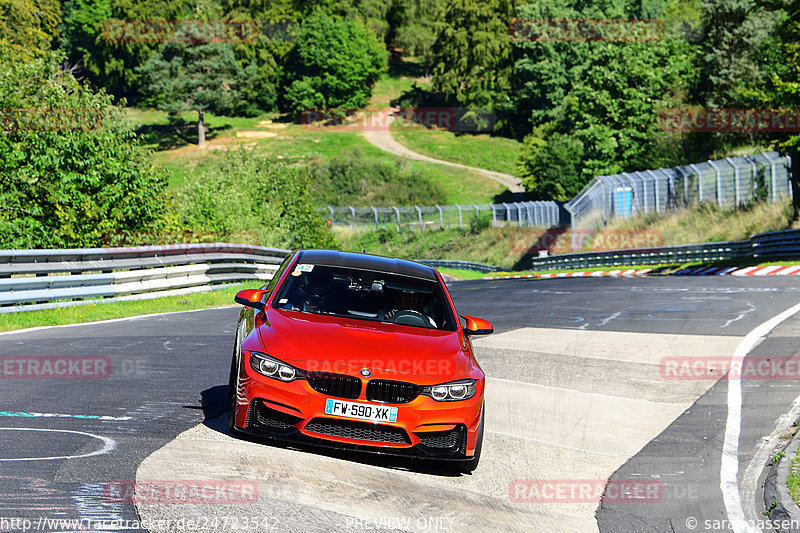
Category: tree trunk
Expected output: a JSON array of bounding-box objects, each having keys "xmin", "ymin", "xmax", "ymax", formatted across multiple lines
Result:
[
  {"xmin": 791, "ymin": 149, "xmax": 800, "ymax": 222},
  {"xmin": 198, "ymin": 109, "xmax": 206, "ymax": 148}
]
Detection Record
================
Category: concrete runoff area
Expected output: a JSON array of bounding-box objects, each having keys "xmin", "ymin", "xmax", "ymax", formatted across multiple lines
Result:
[{"xmin": 135, "ymin": 328, "xmax": 743, "ymax": 532}]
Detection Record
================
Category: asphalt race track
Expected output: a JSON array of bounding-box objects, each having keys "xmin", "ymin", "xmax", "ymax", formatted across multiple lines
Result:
[{"xmin": 1, "ymin": 276, "xmax": 800, "ymax": 532}]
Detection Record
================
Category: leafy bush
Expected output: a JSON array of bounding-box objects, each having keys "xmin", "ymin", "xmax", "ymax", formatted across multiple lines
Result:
[
  {"xmin": 308, "ymin": 148, "xmax": 447, "ymax": 206},
  {"xmin": 0, "ymin": 50, "xmax": 167, "ymax": 249},
  {"xmin": 177, "ymin": 150, "xmax": 336, "ymax": 249},
  {"xmin": 280, "ymin": 10, "xmax": 387, "ymax": 117}
]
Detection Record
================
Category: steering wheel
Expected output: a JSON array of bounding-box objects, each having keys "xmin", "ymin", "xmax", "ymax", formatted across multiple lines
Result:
[{"xmin": 389, "ymin": 309, "xmax": 433, "ymax": 328}]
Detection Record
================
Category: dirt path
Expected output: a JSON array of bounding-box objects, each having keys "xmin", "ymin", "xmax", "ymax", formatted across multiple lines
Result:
[{"xmin": 361, "ymin": 107, "xmax": 524, "ymax": 193}]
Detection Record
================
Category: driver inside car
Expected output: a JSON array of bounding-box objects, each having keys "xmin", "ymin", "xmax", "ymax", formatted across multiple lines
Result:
[{"xmin": 381, "ymin": 290, "xmax": 437, "ymax": 328}]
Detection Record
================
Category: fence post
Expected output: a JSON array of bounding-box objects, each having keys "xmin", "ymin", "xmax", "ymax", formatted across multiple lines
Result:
[
  {"xmin": 707, "ymin": 160, "xmax": 723, "ymax": 207},
  {"xmin": 327, "ymin": 205, "xmax": 334, "ymax": 226},
  {"xmin": 348, "ymin": 206, "xmax": 356, "ymax": 229},
  {"xmin": 457, "ymin": 205, "xmax": 463, "ymax": 229},
  {"xmin": 765, "ymin": 152, "xmax": 779, "ymax": 202},
  {"xmin": 491, "ymin": 205, "xmax": 497, "ymax": 226},
  {"xmin": 726, "ymin": 157, "xmax": 741, "ymax": 206},
  {"xmin": 371, "ymin": 206, "xmax": 379, "ymax": 229},
  {"xmin": 689, "ymin": 164, "xmax": 704, "ymax": 203},
  {"xmin": 516, "ymin": 203, "xmax": 523, "ymax": 226},
  {"xmin": 435, "ymin": 205, "xmax": 443, "ymax": 229},
  {"xmin": 677, "ymin": 167, "xmax": 689, "ymax": 206},
  {"xmin": 393, "ymin": 206, "xmax": 401, "ymax": 232},
  {"xmin": 414, "ymin": 205, "xmax": 423, "ymax": 231},
  {"xmin": 746, "ymin": 156, "xmax": 758, "ymax": 200},
  {"xmin": 647, "ymin": 170, "xmax": 661, "ymax": 213}
]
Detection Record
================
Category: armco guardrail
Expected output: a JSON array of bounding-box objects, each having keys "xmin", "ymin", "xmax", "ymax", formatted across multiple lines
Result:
[
  {"xmin": 415, "ymin": 259, "xmax": 505, "ymax": 273},
  {"xmin": 0, "ymin": 243, "xmax": 289, "ymax": 312},
  {"xmin": 515, "ymin": 229, "xmax": 800, "ymax": 271}
]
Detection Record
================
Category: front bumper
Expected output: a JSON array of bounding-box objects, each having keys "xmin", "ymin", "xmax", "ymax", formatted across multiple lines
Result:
[{"xmin": 232, "ymin": 367, "xmax": 484, "ymax": 460}]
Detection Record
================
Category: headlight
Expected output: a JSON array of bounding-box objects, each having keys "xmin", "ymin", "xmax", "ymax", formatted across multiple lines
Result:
[
  {"xmin": 422, "ymin": 380, "xmax": 477, "ymax": 402},
  {"xmin": 250, "ymin": 352, "xmax": 302, "ymax": 382}
]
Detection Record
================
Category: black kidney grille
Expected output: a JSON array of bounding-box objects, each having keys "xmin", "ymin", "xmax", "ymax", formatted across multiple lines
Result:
[
  {"xmin": 307, "ymin": 372, "xmax": 361, "ymax": 399},
  {"xmin": 304, "ymin": 418, "xmax": 410, "ymax": 444},
  {"xmin": 366, "ymin": 380, "xmax": 420, "ymax": 404}
]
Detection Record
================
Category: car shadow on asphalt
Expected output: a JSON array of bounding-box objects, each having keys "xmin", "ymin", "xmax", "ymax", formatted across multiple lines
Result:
[{"xmin": 198, "ymin": 385, "xmax": 465, "ymax": 478}]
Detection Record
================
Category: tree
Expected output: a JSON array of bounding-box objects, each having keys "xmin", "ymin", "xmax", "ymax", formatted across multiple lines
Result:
[
  {"xmin": 512, "ymin": 0, "xmax": 696, "ymax": 197},
  {"xmin": 60, "ymin": 0, "xmax": 186, "ymax": 101},
  {"xmin": 178, "ymin": 150, "xmax": 336, "ymax": 249},
  {"xmin": 0, "ymin": 0, "xmax": 60, "ymax": 62},
  {"xmin": 279, "ymin": 10, "xmax": 387, "ymax": 117},
  {"xmin": 139, "ymin": 41, "xmax": 256, "ymax": 147},
  {"xmin": 429, "ymin": 0, "xmax": 516, "ymax": 111},
  {"xmin": 387, "ymin": 0, "xmax": 446, "ymax": 59},
  {"xmin": 0, "ymin": 50, "xmax": 167, "ymax": 248}
]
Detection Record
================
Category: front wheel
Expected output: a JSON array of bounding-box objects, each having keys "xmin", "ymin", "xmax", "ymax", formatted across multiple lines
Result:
[
  {"xmin": 458, "ymin": 404, "xmax": 484, "ymax": 474},
  {"xmin": 227, "ymin": 342, "xmax": 242, "ymax": 435}
]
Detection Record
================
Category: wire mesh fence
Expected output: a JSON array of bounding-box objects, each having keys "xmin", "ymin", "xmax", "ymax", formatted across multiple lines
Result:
[
  {"xmin": 564, "ymin": 152, "xmax": 792, "ymax": 249},
  {"xmin": 319, "ymin": 202, "xmax": 566, "ymax": 231},
  {"xmin": 320, "ymin": 151, "xmax": 792, "ymax": 242}
]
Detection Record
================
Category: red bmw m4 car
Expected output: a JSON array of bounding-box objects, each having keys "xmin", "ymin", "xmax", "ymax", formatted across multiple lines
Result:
[{"xmin": 228, "ymin": 250, "xmax": 493, "ymax": 472}]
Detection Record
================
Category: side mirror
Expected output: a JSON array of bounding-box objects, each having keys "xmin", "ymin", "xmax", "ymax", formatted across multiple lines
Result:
[
  {"xmin": 461, "ymin": 315, "xmax": 494, "ymax": 336},
  {"xmin": 235, "ymin": 289, "xmax": 267, "ymax": 310}
]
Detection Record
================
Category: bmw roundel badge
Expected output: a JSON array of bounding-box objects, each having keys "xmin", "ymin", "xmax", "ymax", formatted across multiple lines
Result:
[{"xmin": 360, "ymin": 368, "xmax": 371, "ymax": 377}]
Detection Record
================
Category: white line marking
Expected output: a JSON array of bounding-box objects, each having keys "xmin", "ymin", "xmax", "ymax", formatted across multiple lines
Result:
[
  {"xmin": 0, "ymin": 427, "xmax": 116, "ymax": 461},
  {"xmin": 721, "ymin": 300, "xmax": 800, "ymax": 533},
  {"xmin": 721, "ymin": 302, "xmax": 758, "ymax": 329},
  {"xmin": 598, "ymin": 312, "xmax": 621, "ymax": 327},
  {"xmin": 0, "ymin": 411, "xmax": 132, "ymax": 421}
]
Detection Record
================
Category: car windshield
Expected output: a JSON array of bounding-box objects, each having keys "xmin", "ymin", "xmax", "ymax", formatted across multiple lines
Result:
[{"xmin": 271, "ymin": 264, "xmax": 457, "ymax": 331}]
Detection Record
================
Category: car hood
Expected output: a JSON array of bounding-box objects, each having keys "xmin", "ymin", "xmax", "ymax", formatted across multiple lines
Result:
[{"xmin": 257, "ymin": 308, "xmax": 470, "ymax": 383}]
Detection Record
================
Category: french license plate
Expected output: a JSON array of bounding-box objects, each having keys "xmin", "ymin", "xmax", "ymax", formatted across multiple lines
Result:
[{"xmin": 324, "ymin": 399, "xmax": 398, "ymax": 423}]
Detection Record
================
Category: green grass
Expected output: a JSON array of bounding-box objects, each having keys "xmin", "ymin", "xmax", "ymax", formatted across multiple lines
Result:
[
  {"xmin": 392, "ymin": 126, "xmax": 523, "ymax": 177},
  {"xmin": 130, "ymin": 107, "xmax": 504, "ymax": 203},
  {"xmin": 789, "ymin": 447, "xmax": 800, "ymax": 505},
  {"xmin": 335, "ymin": 225, "xmax": 542, "ymax": 270},
  {"xmin": 437, "ymin": 268, "xmax": 490, "ymax": 280},
  {"xmin": 0, "ymin": 283, "xmax": 259, "ymax": 332}
]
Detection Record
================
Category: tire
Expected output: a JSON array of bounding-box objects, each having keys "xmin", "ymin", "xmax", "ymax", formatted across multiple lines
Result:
[
  {"xmin": 227, "ymin": 338, "xmax": 242, "ymax": 435},
  {"xmin": 459, "ymin": 404, "xmax": 484, "ymax": 474}
]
